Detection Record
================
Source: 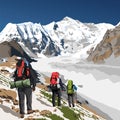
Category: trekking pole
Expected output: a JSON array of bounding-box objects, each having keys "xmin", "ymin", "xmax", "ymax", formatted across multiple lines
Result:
[{"xmin": 75, "ymin": 91, "xmax": 77, "ymax": 105}]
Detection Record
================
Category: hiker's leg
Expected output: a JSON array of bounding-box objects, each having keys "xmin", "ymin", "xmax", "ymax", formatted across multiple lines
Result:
[
  {"xmin": 71, "ymin": 94, "xmax": 75, "ymax": 107},
  {"xmin": 25, "ymin": 87, "xmax": 32, "ymax": 111},
  {"xmin": 68, "ymin": 94, "xmax": 71, "ymax": 107},
  {"xmin": 52, "ymin": 90, "xmax": 56, "ymax": 106},
  {"xmin": 57, "ymin": 89, "xmax": 61, "ymax": 106},
  {"xmin": 18, "ymin": 88, "xmax": 25, "ymax": 114}
]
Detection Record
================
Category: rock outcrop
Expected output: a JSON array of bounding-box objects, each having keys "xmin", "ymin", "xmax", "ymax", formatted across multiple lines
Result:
[{"xmin": 87, "ymin": 25, "xmax": 120, "ymax": 63}]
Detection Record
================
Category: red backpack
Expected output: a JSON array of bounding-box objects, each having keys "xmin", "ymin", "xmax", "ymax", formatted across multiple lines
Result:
[
  {"xmin": 50, "ymin": 72, "xmax": 59, "ymax": 85},
  {"xmin": 16, "ymin": 59, "xmax": 30, "ymax": 79}
]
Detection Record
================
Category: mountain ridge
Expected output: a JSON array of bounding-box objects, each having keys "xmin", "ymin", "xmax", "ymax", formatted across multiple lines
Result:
[{"xmin": 0, "ymin": 17, "xmax": 115, "ymax": 59}]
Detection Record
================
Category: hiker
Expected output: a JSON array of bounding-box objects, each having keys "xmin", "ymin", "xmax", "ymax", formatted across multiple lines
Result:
[
  {"xmin": 50, "ymin": 72, "xmax": 64, "ymax": 107},
  {"xmin": 13, "ymin": 57, "xmax": 36, "ymax": 118},
  {"xmin": 67, "ymin": 80, "xmax": 77, "ymax": 107}
]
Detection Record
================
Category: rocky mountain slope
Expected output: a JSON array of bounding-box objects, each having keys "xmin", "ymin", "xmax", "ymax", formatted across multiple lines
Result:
[
  {"xmin": 0, "ymin": 56, "xmax": 117, "ymax": 120},
  {"xmin": 0, "ymin": 73, "xmax": 106, "ymax": 120},
  {"xmin": 0, "ymin": 40, "xmax": 29, "ymax": 58},
  {"xmin": 87, "ymin": 24, "xmax": 120, "ymax": 64}
]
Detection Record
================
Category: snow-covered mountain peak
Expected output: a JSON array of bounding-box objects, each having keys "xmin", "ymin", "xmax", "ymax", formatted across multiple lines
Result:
[
  {"xmin": 0, "ymin": 17, "xmax": 116, "ymax": 59},
  {"xmin": 62, "ymin": 16, "xmax": 76, "ymax": 22},
  {"xmin": 1, "ymin": 23, "xmax": 16, "ymax": 33},
  {"xmin": 0, "ymin": 23, "xmax": 18, "ymax": 43},
  {"xmin": 62, "ymin": 16, "xmax": 85, "ymax": 25},
  {"xmin": 61, "ymin": 16, "xmax": 85, "ymax": 27},
  {"xmin": 44, "ymin": 17, "xmax": 115, "ymax": 58}
]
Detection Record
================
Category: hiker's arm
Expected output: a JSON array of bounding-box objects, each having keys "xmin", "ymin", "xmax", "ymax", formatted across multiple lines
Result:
[
  {"xmin": 30, "ymin": 68, "xmax": 36, "ymax": 90},
  {"xmin": 13, "ymin": 69, "xmax": 17, "ymax": 81},
  {"xmin": 59, "ymin": 78, "xmax": 66, "ymax": 91}
]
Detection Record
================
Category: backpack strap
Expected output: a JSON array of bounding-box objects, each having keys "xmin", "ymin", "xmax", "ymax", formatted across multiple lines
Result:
[{"xmin": 21, "ymin": 80, "xmax": 24, "ymax": 87}]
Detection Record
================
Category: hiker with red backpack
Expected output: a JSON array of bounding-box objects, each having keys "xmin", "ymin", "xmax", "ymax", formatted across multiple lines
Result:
[
  {"xmin": 13, "ymin": 57, "xmax": 36, "ymax": 118},
  {"xmin": 50, "ymin": 72, "xmax": 64, "ymax": 107}
]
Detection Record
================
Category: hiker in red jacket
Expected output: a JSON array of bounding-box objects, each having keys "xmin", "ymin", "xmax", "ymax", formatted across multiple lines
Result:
[
  {"xmin": 13, "ymin": 57, "xmax": 36, "ymax": 118},
  {"xmin": 50, "ymin": 72, "xmax": 64, "ymax": 107}
]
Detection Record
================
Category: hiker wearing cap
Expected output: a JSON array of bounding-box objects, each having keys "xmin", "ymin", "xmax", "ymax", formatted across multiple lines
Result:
[{"xmin": 13, "ymin": 57, "xmax": 36, "ymax": 118}]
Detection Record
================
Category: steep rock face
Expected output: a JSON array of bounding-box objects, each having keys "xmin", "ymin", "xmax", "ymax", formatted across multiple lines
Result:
[
  {"xmin": 0, "ymin": 40, "xmax": 32, "ymax": 61},
  {"xmin": 87, "ymin": 25, "xmax": 120, "ymax": 63}
]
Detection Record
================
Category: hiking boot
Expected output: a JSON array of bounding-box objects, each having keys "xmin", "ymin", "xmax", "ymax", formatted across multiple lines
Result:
[
  {"xmin": 27, "ymin": 110, "xmax": 34, "ymax": 114},
  {"xmin": 72, "ymin": 104, "xmax": 75, "ymax": 107},
  {"xmin": 20, "ymin": 114, "xmax": 24, "ymax": 118}
]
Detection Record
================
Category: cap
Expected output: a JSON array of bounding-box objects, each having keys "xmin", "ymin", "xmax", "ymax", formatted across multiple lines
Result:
[{"xmin": 16, "ymin": 56, "xmax": 22, "ymax": 60}]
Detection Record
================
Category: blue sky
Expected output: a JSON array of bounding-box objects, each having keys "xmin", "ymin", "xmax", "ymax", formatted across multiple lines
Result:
[{"xmin": 0, "ymin": 0, "xmax": 120, "ymax": 31}]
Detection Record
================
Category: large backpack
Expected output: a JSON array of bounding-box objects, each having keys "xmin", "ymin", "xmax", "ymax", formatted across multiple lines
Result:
[
  {"xmin": 67, "ymin": 80, "xmax": 74, "ymax": 94},
  {"xmin": 50, "ymin": 72, "xmax": 59, "ymax": 90},
  {"xmin": 16, "ymin": 59, "xmax": 30, "ymax": 79},
  {"xmin": 50, "ymin": 72, "xmax": 59, "ymax": 84}
]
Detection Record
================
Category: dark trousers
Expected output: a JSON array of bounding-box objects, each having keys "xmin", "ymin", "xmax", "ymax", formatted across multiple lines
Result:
[
  {"xmin": 68, "ymin": 94, "xmax": 75, "ymax": 107},
  {"xmin": 18, "ymin": 87, "xmax": 32, "ymax": 114},
  {"xmin": 52, "ymin": 89, "xmax": 61, "ymax": 107}
]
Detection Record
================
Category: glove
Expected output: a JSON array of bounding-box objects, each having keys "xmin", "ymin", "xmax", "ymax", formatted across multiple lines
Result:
[
  {"xmin": 32, "ymin": 87, "xmax": 36, "ymax": 91},
  {"xmin": 62, "ymin": 87, "xmax": 66, "ymax": 91}
]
